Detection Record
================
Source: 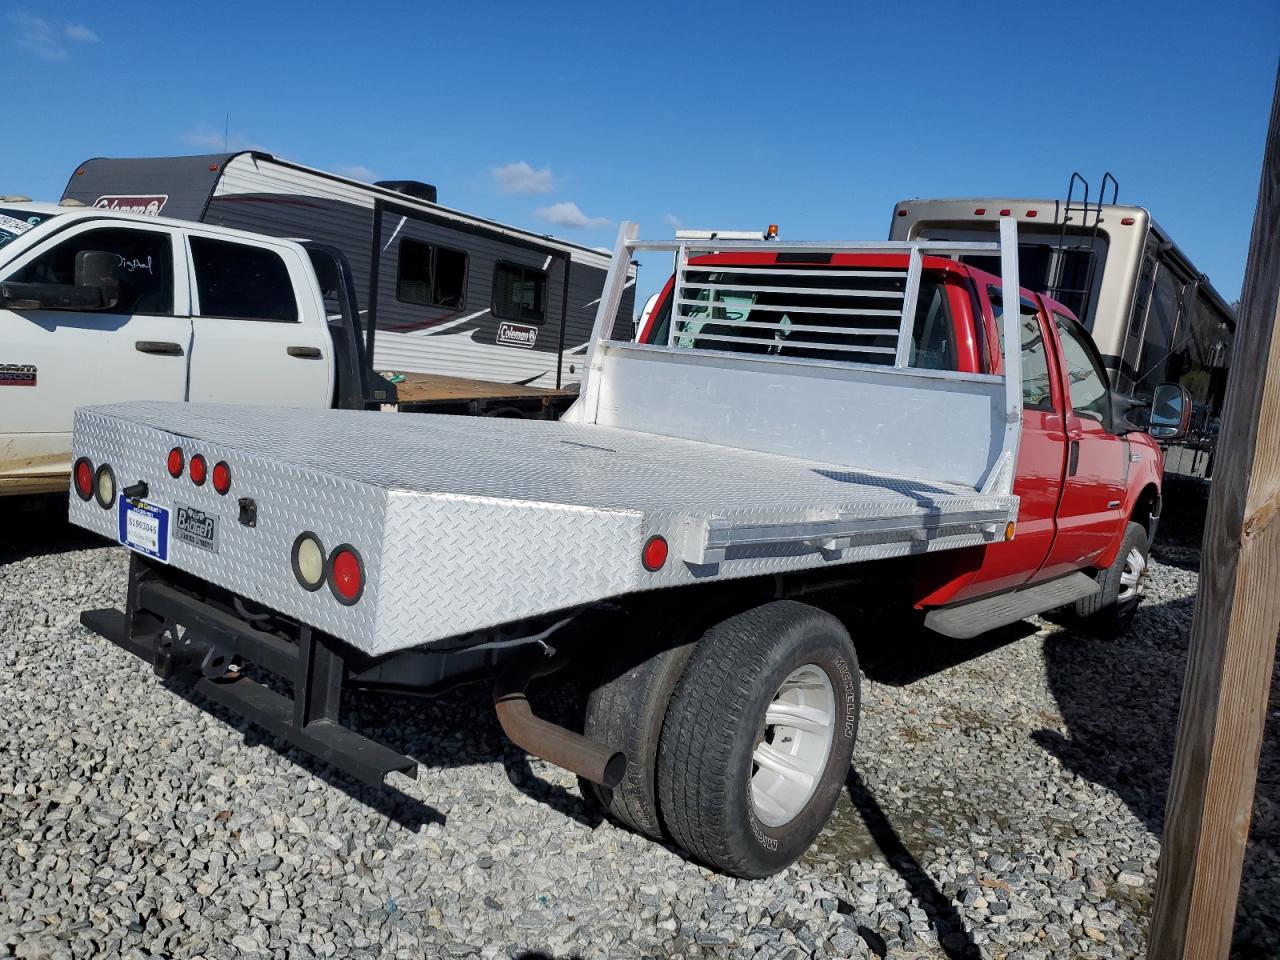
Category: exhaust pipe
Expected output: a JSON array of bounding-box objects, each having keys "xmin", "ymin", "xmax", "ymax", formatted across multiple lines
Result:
[{"xmin": 492, "ymin": 653, "xmax": 627, "ymax": 789}]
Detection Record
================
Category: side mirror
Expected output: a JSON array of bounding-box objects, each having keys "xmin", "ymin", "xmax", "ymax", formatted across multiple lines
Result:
[
  {"xmin": 1148, "ymin": 383, "xmax": 1192, "ymax": 441},
  {"xmin": 74, "ymin": 250, "xmax": 121, "ymax": 308},
  {"xmin": 0, "ymin": 280, "xmax": 110, "ymax": 311}
]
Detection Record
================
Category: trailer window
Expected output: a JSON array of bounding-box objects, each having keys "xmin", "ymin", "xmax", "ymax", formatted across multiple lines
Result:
[
  {"xmin": 396, "ymin": 238, "xmax": 468, "ymax": 308},
  {"xmin": 190, "ymin": 237, "xmax": 298, "ymax": 322},
  {"xmin": 7, "ymin": 226, "xmax": 173, "ymax": 315},
  {"xmin": 492, "ymin": 262, "xmax": 547, "ymax": 324}
]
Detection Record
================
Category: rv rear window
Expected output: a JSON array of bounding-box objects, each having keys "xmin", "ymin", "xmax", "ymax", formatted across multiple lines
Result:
[
  {"xmin": 396, "ymin": 238, "xmax": 468, "ymax": 308},
  {"xmin": 190, "ymin": 237, "xmax": 298, "ymax": 322},
  {"xmin": 492, "ymin": 262, "xmax": 547, "ymax": 324}
]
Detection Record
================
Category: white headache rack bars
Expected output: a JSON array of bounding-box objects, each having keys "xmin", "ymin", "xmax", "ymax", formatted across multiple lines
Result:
[{"xmin": 577, "ymin": 220, "xmax": 1024, "ymax": 497}]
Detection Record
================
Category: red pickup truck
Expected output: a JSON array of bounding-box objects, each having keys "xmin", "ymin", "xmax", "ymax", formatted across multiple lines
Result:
[{"xmin": 638, "ymin": 252, "xmax": 1177, "ymax": 638}]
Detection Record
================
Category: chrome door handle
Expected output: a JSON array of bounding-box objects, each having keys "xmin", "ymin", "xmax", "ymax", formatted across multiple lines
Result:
[
  {"xmin": 135, "ymin": 340, "xmax": 184, "ymax": 356},
  {"xmin": 287, "ymin": 346, "xmax": 322, "ymax": 359}
]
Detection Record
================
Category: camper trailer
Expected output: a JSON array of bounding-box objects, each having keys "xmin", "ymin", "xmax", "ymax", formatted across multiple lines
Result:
[{"xmin": 62, "ymin": 153, "xmax": 633, "ymax": 414}]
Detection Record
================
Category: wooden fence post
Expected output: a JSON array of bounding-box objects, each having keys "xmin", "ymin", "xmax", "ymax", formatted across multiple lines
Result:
[{"xmin": 1146, "ymin": 63, "xmax": 1280, "ymax": 960}]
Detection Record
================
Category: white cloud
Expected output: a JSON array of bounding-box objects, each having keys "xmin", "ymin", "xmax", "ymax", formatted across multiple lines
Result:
[
  {"xmin": 12, "ymin": 12, "xmax": 99, "ymax": 59},
  {"xmin": 334, "ymin": 164, "xmax": 376, "ymax": 182},
  {"xmin": 535, "ymin": 201, "xmax": 610, "ymax": 230},
  {"xmin": 182, "ymin": 124, "xmax": 266, "ymax": 153},
  {"xmin": 491, "ymin": 161, "xmax": 556, "ymax": 196},
  {"xmin": 64, "ymin": 23, "xmax": 99, "ymax": 43}
]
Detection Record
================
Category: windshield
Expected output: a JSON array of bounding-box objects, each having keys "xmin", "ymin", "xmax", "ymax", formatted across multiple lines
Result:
[{"xmin": 0, "ymin": 208, "xmax": 58, "ymax": 250}]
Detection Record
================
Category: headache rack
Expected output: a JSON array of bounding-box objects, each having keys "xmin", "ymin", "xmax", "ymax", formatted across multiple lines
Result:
[{"xmin": 577, "ymin": 220, "xmax": 1025, "ymax": 497}]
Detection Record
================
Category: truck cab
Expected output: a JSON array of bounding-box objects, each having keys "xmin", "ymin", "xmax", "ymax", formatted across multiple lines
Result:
[
  {"xmin": 638, "ymin": 247, "xmax": 1173, "ymax": 632},
  {"xmin": 0, "ymin": 201, "xmax": 338, "ymax": 494}
]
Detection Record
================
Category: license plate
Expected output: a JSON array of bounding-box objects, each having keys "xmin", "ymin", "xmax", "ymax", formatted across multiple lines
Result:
[{"xmin": 119, "ymin": 498, "xmax": 170, "ymax": 563}]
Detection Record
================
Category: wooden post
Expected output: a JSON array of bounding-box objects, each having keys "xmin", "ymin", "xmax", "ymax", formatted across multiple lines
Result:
[{"xmin": 1146, "ymin": 64, "xmax": 1280, "ymax": 960}]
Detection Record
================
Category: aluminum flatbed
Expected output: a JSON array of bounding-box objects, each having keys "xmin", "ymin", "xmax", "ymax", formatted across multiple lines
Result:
[
  {"xmin": 71, "ymin": 401, "xmax": 1016, "ymax": 656},
  {"xmin": 69, "ymin": 222, "xmax": 1026, "ymax": 658}
]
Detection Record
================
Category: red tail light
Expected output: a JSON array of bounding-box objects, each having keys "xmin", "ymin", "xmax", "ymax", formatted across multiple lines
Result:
[
  {"xmin": 167, "ymin": 447, "xmax": 185, "ymax": 478},
  {"xmin": 73, "ymin": 457, "xmax": 94, "ymax": 501},
  {"xmin": 189, "ymin": 454, "xmax": 207, "ymax": 486},
  {"xmin": 328, "ymin": 545, "xmax": 365, "ymax": 604},
  {"xmin": 212, "ymin": 461, "xmax": 231, "ymax": 495},
  {"xmin": 642, "ymin": 535, "xmax": 668, "ymax": 572}
]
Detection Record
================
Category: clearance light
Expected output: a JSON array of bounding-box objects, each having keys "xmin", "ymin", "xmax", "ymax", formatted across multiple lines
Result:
[
  {"xmin": 189, "ymin": 454, "xmax": 208, "ymax": 486},
  {"xmin": 896, "ymin": 209, "xmax": 908, "ymax": 217},
  {"xmin": 642, "ymin": 535, "xmax": 669, "ymax": 572},
  {"xmin": 1121, "ymin": 217, "xmax": 1135, "ymax": 226},
  {"xmin": 94, "ymin": 464, "xmax": 116, "ymax": 509},
  {"xmin": 1005, "ymin": 521, "xmax": 1016, "ymax": 541},
  {"xmin": 974, "ymin": 208, "xmax": 986, "ymax": 215},
  {"xmin": 328, "ymin": 545, "xmax": 365, "ymax": 604},
  {"xmin": 291, "ymin": 533, "xmax": 327, "ymax": 591},
  {"xmin": 73, "ymin": 457, "xmax": 94, "ymax": 501},
  {"xmin": 1025, "ymin": 210, "xmax": 1038, "ymax": 218},
  {"xmin": 212, "ymin": 461, "xmax": 232, "ymax": 496},
  {"xmin": 999, "ymin": 209, "xmax": 1011, "ymax": 217},
  {"xmin": 766, "ymin": 224, "xmax": 779, "ymax": 238},
  {"xmin": 167, "ymin": 447, "xmax": 185, "ymax": 478}
]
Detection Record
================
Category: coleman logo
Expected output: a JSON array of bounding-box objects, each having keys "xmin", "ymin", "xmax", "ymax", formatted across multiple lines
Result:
[
  {"xmin": 93, "ymin": 194, "xmax": 169, "ymax": 216},
  {"xmin": 496, "ymin": 321, "xmax": 538, "ymax": 349},
  {"xmin": 174, "ymin": 504, "xmax": 218, "ymax": 553},
  {"xmin": 0, "ymin": 363, "xmax": 37, "ymax": 386}
]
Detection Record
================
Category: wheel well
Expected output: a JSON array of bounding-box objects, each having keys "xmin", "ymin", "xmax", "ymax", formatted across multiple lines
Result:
[{"xmin": 1131, "ymin": 483, "xmax": 1161, "ymax": 539}]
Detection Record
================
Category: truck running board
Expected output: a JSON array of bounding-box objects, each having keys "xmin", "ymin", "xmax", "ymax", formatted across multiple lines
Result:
[{"xmin": 923, "ymin": 572, "xmax": 1100, "ymax": 639}]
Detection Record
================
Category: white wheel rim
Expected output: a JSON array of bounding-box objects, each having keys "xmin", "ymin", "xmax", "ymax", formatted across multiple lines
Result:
[
  {"xmin": 751, "ymin": 664, "xmax": 836, "ymax": 828},
  {"xmin": 1118, "ymin": 547, "xmax": 1148, "ymax": 602}
]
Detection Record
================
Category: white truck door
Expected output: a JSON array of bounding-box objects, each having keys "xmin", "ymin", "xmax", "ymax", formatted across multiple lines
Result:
[
  {"xmin": 185, "ymin": 234, "xmax": 332, "ymax": 408},
  {"xmin": 0, "ymin": 222, "xmax": 191, "ymax": 487}
]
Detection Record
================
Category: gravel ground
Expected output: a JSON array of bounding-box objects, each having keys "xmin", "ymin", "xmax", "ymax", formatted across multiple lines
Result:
[{"xmin": 1, "ymin": 489, "xmax": 1276, "ymax": 960}]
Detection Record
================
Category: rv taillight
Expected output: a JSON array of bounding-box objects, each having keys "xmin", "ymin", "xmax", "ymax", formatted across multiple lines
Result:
[
  {"xmin": 73, "ymin": 457, "xmax": 94, "ymax": 501},
  {"xmin": 642, "ymin": 535, "xmax": 668, "ymax": 572},
  {"xmin": 328, "ymin": 545, "xmax": 365, "ymax": 604},
  {"xmin": 167, "ymin": 447, "xmax": 185, "ymax": 478},
  {"xmin": 189, "ymin": 454, "xmax": 208, "ymax": 486},
  {"xmin": 212, "ymin": 461, "xmax": 231, "ymax": 496}
]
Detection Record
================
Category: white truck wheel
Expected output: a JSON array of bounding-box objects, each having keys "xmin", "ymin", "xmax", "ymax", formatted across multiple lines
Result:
[{"xmin": 657, "ymin": 600, "xmax": 860, "ymax": 878}]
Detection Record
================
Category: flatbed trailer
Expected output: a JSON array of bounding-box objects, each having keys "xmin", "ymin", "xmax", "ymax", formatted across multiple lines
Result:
[{"xmin": 70, "ymin": 221, "xmax": 1028, "ymax": 877}]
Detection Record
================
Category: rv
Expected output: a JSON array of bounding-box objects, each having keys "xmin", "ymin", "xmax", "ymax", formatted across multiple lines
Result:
[
  {"xmin": 890, "ymin": 175, "xmax": 1235, "ymax": 479},
  {"xmin": 61, "ymin": 153, "xmax": 634, "ymax": 415}
]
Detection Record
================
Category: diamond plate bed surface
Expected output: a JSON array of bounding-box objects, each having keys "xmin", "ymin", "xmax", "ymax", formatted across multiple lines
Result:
[
  {"xmin": 70, "ymin": 402, "xmax": 1016, "ymax": 656},
  {"xmin": 86, "ymin": 402, "xmax": 980, "ymax": 511}
]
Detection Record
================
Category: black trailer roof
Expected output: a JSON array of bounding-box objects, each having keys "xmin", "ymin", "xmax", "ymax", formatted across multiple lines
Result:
[{"xmin": 62, "ymin": 153, "xmax": 238, "ymax": 221}]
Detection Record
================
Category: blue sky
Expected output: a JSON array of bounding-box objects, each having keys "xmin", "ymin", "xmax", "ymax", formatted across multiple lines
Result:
[{"xmin": 3, "ymin": 1, "xmax": 1276, "ymax": 306}]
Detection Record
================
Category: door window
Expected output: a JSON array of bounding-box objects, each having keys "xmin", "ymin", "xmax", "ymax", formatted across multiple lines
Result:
[
  {"xmin": 1053, "ymin": 313, "xmax": 1112, "ymax": 426},
  {"xmin": 8, "ymin": 226, "xmax": 174, "ymax": 315},
  {"xmin": 190, "ymin": 237, "xmax": 298, "ymax": 322},
  {"xmin": 989, "ymin": 287, "xmax": 1053, "ymax": 411}
]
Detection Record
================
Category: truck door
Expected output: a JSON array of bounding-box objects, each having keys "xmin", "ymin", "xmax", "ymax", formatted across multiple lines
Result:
[
  {"xmin": 0, "ymin": 222, "xmax": 191, "ymax": 482},
  {"xmin": 185, "ymin": 234, "xmax": 332, "ymax": 407},
  {"xmin": 1035, "ymin": 309, "xmax": 1128, "ymax": 579},
  {"xmin": 941, "ymin": 287, "xmax": 1069, "ymax": 600}
]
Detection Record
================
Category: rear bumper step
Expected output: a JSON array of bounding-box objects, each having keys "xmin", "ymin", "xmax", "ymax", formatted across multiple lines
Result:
[
  {"xmin": 80, "ymin": 558, "xmax": 418, "ymax": 788},
  {"xmin": 923, "ymin": 571, "xmax": 1100, "ymax": 639}
]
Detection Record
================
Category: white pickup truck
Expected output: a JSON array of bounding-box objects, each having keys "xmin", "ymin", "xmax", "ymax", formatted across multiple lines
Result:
[{"xmin": 0, "ymin": 200, "xmax": 392, "ymax": 494}]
